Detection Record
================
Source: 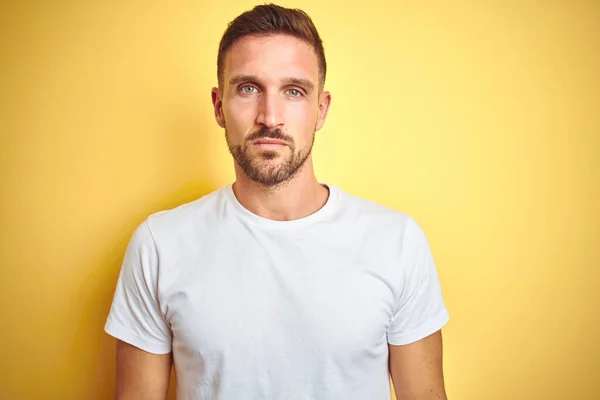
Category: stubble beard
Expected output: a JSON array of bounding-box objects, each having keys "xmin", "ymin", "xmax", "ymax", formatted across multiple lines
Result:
[{"xmin": 226, "ymin": 127, "xmax": 315, "ymax": 188}]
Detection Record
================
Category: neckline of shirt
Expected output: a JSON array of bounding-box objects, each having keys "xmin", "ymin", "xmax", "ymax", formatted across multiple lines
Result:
[{"xmin": 223, "ymin": 182, "xmax": 339, "ymax": 229}]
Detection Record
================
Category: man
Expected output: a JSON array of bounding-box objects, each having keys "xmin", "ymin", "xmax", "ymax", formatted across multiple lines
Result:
[{"xmin": 105, "ymin": 4, "xmax": 450, "ymax": 399}]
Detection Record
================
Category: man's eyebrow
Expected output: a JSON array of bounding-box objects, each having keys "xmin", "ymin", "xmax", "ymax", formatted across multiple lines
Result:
[
  {"xmin": 281, "ymin": 77, "xmax": 315, "ymax": 93},
  {"xmin": 228, "ymin": 75, "xmax": 259, "ymax": 87}
]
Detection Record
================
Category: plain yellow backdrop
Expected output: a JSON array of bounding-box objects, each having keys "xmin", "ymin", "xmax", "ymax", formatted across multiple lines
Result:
[{"xmin": 1, "ymin": 1, "xmax": 599, "ymax": 399}]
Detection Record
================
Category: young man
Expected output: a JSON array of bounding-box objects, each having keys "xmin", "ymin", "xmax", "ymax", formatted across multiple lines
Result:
[{"xmin": 105, "ymin": 4, "xmax": 450, "ymax": 399}]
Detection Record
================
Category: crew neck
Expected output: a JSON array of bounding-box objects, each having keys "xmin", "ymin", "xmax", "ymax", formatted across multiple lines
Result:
[{"xmin": 223, "ymin": 182, "xmax": 339, "ymax": 229}]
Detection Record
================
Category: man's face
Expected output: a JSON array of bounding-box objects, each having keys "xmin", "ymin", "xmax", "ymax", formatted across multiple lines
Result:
[{"xmin": 212, "ymin": 34, "xmax": 331, "ymax": 187}]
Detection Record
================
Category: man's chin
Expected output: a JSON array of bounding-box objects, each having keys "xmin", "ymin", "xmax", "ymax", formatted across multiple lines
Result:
[
  {"xmin": 247, "ymin": 165, "xmax": 291, "ymax": 186},
  {"xmin": 253, "ymin": 148, "xmax": 286, "ymax": 160}
]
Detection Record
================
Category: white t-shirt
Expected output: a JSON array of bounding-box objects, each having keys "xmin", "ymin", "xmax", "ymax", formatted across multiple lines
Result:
[{"xmin": 105, "ymin": 183, "xmax": 449, "ymax": 400}]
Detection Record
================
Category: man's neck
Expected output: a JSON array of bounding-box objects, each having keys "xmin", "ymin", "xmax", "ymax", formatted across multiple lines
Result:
[{"xmin": 232, "ymin": 161, "xmax": 329, "ymax": 222}]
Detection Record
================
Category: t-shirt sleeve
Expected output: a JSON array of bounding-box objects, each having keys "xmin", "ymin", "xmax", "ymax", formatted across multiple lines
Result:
[
  {"xmin": 386, "ymin": 217, "xmax": 450, "ymax": 346},
  {"xmin": 104, "ymin": 220, "xmax": 172, "ymax": 354}
]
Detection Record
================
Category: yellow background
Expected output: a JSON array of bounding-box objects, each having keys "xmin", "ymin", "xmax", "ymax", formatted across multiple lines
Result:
[{"xmin": 1, "ymin": 1, "xmax": 598, "ymax": 399}]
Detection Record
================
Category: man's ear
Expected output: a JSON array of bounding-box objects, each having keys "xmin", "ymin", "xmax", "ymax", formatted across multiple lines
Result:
[
  {"xmin": 315, "ymin": 90, "xmax": 332, "ymax": 131},
  {"xmin": 211, "ymin": 87, "xmax": 226, "ymax": 128}
]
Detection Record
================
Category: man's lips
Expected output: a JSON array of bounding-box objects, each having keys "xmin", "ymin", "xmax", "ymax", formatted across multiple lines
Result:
[{"xmin": 253, "ymin": 138, "xmax": 289, "ymax": 146}]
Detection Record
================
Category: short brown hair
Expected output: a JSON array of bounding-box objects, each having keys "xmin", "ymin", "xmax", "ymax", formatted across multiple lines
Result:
[{"xmin": 217, "ymin": 4, "xmax": 327, "ymax": 89}]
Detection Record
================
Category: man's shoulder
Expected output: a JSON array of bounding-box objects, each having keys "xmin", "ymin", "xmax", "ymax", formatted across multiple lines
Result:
[
  {"xmin": 144, "ymin": 186, "xmax": 226, "ymax": 235},
  {"xmin": 337, "ymin": 186, "xmax": 413, "ymax": 225},
  {"xmin": 335, "ymin": 186, "xmax": 430, "ymax": 247}
]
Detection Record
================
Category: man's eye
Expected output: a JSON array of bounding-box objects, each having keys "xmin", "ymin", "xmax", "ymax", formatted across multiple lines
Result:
[
  {"xmin": 241, "ymin": 86, "xmax": 257, "ymax": 94},
  {"xmin": 286, "ymin": 89, "xmax": 302, "ymax": 97}
]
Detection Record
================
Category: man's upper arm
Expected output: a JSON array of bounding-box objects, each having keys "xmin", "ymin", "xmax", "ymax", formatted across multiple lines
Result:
[
  {"xmin": 389, "ymin": 330, "xmax": 447, "ymax": 400},
  {"xmin": 116, "ymin": 340, "xmax": 172, "ymax": 400},
  {"xmin": 105, "ymin": 220, "xmax": 174, "ymax": 398}
]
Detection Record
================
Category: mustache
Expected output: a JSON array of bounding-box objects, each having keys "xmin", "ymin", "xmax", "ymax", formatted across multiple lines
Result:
[{"xmin": 246, "ymin": 127, "xmax": 294, "ymax": 145}]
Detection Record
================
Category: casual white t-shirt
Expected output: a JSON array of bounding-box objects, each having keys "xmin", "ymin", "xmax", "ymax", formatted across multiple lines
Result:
[{"xmin": 105, "ymin": 183, "xmax": 449, "ymax": 400}]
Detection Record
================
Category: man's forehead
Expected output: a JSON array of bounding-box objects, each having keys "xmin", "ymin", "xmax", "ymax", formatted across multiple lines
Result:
[{"xmin": 224, "ymin": 34, "xmax": 319, "ymax": 84}]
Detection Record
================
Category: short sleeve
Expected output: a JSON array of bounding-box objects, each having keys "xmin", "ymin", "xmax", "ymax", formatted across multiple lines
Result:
[
  {"xmin": 386, "ymin": 217, "xmax": 450, "ymax": 345},
  {"xmin": 104, "ymin": 220, "xmax": 172, "ymax": 354}
]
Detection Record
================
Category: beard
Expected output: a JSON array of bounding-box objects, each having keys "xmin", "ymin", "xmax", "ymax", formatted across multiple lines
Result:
[{"xmin": 226, "ymin": 126, "xmax": 315, "ymax": 188}]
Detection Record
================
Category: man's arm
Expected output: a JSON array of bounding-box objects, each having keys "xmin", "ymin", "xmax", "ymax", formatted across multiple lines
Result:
[
  {"xmin": 116, "ymin": 340, "xmax": 172, "ymax": 400},
  {"xmin": 389, "ymin": 330, "xmax": 447, "ymax": 400}
]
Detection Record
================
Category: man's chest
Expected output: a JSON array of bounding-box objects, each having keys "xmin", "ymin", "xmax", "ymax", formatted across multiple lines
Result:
[{"xmin": 159, "ymin": 231, "xmax": 398, "ymax": 370}]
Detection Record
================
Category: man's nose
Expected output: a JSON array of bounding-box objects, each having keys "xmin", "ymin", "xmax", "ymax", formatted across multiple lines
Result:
[{"xmin": 256, "ymin": 91, "xmax": 284, "ymax": 128}]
